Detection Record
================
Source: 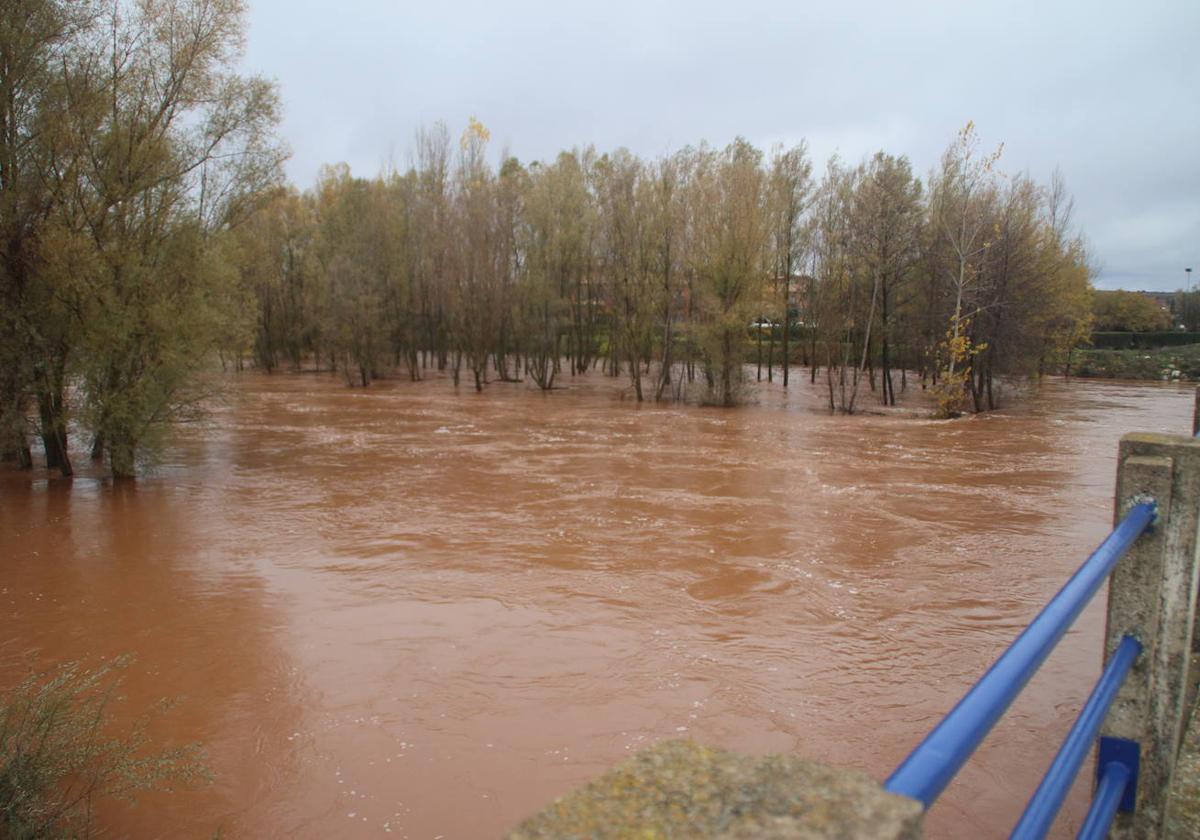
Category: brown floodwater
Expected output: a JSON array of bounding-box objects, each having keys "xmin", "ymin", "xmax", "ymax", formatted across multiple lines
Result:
[{"xmin": 0, "ymin": 370, "xmax": 1193, "ymax": 839}]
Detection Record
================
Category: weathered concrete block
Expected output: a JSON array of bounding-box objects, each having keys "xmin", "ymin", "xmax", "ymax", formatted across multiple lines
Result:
[
  {"xmin": 506, "ymin": 740, "xmax": 923, "ymax": 840},
  {"xmin": 1106, "ymin": 433, "xmax": 1200, "ymax": 839},
  {"xmin": 1166, "ymin": 692, "xmax": 1200, "ymax": 839}
]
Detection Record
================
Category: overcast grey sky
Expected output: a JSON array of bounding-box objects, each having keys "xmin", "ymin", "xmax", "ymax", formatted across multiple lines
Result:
[{"xmin": 241, "ymin": 0, "xmax": 1197, "ymax": 291}]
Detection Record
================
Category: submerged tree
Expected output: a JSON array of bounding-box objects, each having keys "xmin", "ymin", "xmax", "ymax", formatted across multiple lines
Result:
[
  {"xmin": 849, "ymin": 152, "xmax": 922, "ymax": 406},
  {"xmin": 766, "ymin": 143, "xmax": 813, "ymax": 388},
  {"xmin": 222, "ymin": 121, "xmax": 1093, "ymax": 423},
  {"xmin": 811, "ymin": 159, "xmax": 880, "ymax": 414},
  {"xmin": 0, "ymin": 9, "xmax": 1111, "ymax": 485},
  {"xmin": 926, "ymin": 122, "xmax": 1002, "ymax": 416},
  {"xmin": 77, "ymin": 0, "xmax": 283, "ymax": 476},
  {"xmin": 693, "ymin": 139, "xmax": 769, "ymax": 406},
  {"xmin": 0, "ymin": 0, "xmax": 99, "ymax": 474},
  {"xmin": 0, "ymin": 0, "xmax": 284, "ymax": 478}
]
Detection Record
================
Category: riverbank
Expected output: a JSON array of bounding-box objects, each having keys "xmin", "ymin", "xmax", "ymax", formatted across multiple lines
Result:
[{"xmin": 1072, "ymin": 345, "xmax": 1200, "ymax": 381}]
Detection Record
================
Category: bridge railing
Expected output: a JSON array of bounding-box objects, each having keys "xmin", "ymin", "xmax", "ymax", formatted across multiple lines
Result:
[
  {"xmin": 883, "ymin": 402, "xmax": 1200, "ymax": 839},
  {"xmin": 883, "ymin": 505, "xmax": 1153, "ymax": 836}
]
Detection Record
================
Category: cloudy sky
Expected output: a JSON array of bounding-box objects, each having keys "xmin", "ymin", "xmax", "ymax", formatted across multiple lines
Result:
[{"xmin": 240, "ymin": 0, "xmax": 1197, "ymax": 291}]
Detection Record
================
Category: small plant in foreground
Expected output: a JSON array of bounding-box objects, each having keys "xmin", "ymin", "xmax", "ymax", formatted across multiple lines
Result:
[{"xmin": 0, "ymin": 657, "xmax": 206, "ymax": 839}]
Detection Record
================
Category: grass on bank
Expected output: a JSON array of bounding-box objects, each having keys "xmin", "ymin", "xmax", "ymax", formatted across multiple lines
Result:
[
  {"xmin": 1071, "ymin": 344, "xmax": 1200, "ymax": 381},
  {"xmin": 0, "ymin": 657, "xmax": 206, "ymax": 839}
]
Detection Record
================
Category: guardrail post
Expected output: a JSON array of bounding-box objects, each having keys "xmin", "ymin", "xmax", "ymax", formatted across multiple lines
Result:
[
  {"xmin": 1104, "ymin": 433, "xmax": 1200, "ymax": 838},
  {"xmin": 1193, "ymin": 386, "xmax": 1199, "ymax": 436}
]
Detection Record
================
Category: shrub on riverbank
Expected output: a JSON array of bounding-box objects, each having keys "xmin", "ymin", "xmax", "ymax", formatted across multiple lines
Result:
[
  {"xmin": 1071, "ymin": 345, "xmax": 1200, "ymax": 381},
  {"xmin": 0, "ymin": 658, "xmax": 205, "ymax": 839}
]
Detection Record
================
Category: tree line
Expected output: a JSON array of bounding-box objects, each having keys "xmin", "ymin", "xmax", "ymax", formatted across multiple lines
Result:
[
  {"xmin": 2, "ymin": 5, "xmax": 1093, "ymax": 480},
  {"xmin": 239, "ymin": 121, "xmax": 1092, "ymax": 417}
]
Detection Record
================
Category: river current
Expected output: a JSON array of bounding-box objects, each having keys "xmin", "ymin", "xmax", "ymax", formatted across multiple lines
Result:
[{"xmin": 0, "ymin": 371, "xmax": 1192, "ymax": 838}]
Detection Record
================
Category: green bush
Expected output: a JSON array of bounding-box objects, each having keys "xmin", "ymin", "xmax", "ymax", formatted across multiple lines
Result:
[{"xmin": 0, "ymin": 658, "xmax": 206, "ymax": 839}]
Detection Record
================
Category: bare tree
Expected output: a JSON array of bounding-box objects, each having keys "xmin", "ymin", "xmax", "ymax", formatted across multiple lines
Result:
[{"xmin": 767, "ymin": 143, "xmax": 813, "ymax": 388}]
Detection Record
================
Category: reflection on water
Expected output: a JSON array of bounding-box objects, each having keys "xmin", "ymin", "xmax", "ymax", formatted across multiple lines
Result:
[{"xmin": 0, "ymin": 372, "xmax": 1192, "ymax": 838}]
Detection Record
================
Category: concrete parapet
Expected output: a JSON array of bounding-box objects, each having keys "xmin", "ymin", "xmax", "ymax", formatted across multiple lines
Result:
[
  {"xmin": 1105, "ymin": 433, "xmax": 1200, "ymax": 839},
  {"xmin": 506, "ymin": 740, "xmax": 923, "ymax": 840},
  {"xmin": 1166, "ymin": 684, "xmax": 1200, "ymax": 839}
]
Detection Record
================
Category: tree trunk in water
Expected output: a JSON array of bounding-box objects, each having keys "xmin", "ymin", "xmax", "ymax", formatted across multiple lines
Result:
[
  {"xmin": 781, "ymin": 318, "xmax": 789, "ymax": 388},
  {"xmin": 970, "ymin": 361, "xmax": 984, "ymax": 413},
  {"xmin": 37, "ymin": 387, "xmax": 72, "ymax": 477},
  {"xmin": 1, "ymin": 362, "xmax": 32, "ymax": 469},
  {"xmin": 756, "ymin": 326, "xmax": 762, "ymax": 382},
  {"xmin": 879, "ymin": 333, "xmax": 893, "ymax": 406},
  {"xmin": 721, "ymin": 330, "xmax": 735, "ymax": 407},
  {"xmin": 1, "ymin": 444, "xmax": 33, "ymax": 470},
  {"xmin": 629, "ymin": 351, "xmax": 643, "ymax": 402},
  {"xmin": 110, "ymin": 438, "xmax": 136, "ymax": 480},
  {"xmin": 810, "ymin": 334, "xmax": 818, "ymax": 384},
  {"xmin": 880, "ymin": 285, "xmax": 892, "ymax": 405},
  {"xmin": 655, "ymin": 319, "xmax": 673, "ymax": 402},
  {"xmin": 408, "ymin": 348, "xmax": 421, "ymax": 381},
  {"xmin": 767, "ymin": 331, "xmax": 775, "ymax": 383},
  {"xmin": 881, "ymin": 334, "xmax": 893, "ymax": 406}
]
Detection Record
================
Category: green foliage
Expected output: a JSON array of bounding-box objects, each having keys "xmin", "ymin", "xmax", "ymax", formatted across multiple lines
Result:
[
  {"xmin": 520, "ymin": 151, "xmax": 591, "ymax": 388},
  {"xmin": 932, "ymin": 316, "xmax": 987, "ymax": 418},
  {"xmin": 1092, "ymin": 290, "xmax": 1173, "ymax": 332},
  {"xmin": 237, "ymin": 189, "xmax": 318, "ymax": 373},
  {"xmin": 0, "ymin": 0, "xmax": 283, "ymax": 478},
  {"xmin": 81, "ymin": 226, "xmax": 245, "ymax": 477},
  {"xmin": 691, "ymin": 139, "xmax": 769, "ymax": 406},
  {"xmin": 0, "ymin": 658, "xmax": 206, "ymax": 839},
  {"xmin": 311, "ymin": 166, "xmax": 396, "ymax": 387}
]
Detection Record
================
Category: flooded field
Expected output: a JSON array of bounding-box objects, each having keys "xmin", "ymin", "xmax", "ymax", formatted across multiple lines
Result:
[{"xmin": 0, "ymin": 371, "xmax": 1192, "ymax": 838}]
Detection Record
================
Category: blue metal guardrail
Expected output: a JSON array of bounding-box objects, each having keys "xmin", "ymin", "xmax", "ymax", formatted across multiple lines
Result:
[{"xmin": 884, "ymin": 501, "xmax": 1157, "ymax": 839}]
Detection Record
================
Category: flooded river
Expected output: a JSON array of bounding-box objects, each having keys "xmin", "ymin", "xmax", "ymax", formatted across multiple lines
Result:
[{"xmin": 0, "ymin": 372, "xmax": 1192, "ymax": 838}]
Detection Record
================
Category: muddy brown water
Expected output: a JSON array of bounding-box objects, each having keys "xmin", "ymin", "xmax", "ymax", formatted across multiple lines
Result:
[{"xmin": 0, "ymin": 371, "xmax": 1193, "ymax": 839}]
